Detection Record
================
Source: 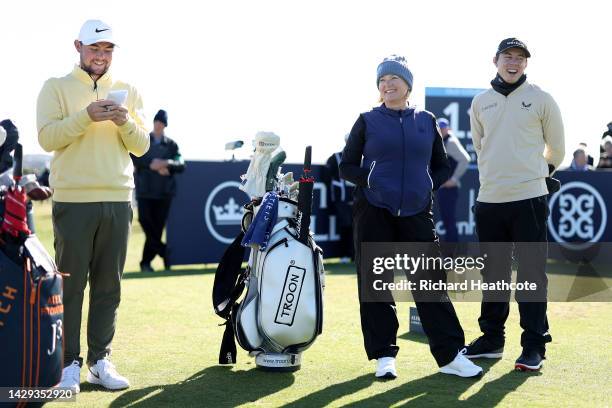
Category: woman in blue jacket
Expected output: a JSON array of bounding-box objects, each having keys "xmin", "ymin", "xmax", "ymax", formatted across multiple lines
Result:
[{"xmin": 340, "ymin": 55, "xmax": 482, "ymax": 379}]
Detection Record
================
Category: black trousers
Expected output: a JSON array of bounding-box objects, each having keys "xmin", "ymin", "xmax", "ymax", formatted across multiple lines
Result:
[
  {"xmin": 137, "ymin": 198, "xmax": 172, "ymax": 265},
  {"xmin": 474, "ymin": 195, "xmax": 552, "ymax": 353},
  {"xmin": 353, "ymin": 197, "xmax": 465, "ymax": 367},
  {"xmin": 437, "ymin": 186, "xmax": 459, "ymax": 243}
]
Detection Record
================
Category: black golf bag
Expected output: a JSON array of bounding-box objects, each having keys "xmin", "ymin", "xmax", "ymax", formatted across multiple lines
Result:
[
  {"xmin": 213, "ymin": 145, "xmax": 324, "ymax": 371},
  {"xmin": 0, "ymin": 144, "xmax": 63, "ymax": 405}
]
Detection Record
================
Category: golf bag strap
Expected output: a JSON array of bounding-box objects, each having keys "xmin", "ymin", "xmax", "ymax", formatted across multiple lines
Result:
[
  {"xmin": 219, "ymin": 321, "xmax": 237, "ymax": 364},
  {"xmin": 213, "ymin": 232, "xmax": 247, "ymax": 319}
]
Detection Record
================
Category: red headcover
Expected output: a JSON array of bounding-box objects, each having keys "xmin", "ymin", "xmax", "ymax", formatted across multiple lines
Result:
[{"xmin": 2, "ymin": 186, "xmax": 31, "ymax": 237}]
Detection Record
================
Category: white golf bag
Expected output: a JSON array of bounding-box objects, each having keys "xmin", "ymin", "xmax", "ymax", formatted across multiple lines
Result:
[{"xmin": 213, "ymin": 144, "xmax": 324, "ymax": 371}]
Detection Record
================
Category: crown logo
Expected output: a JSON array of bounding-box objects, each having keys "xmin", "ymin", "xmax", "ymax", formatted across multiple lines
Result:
[{"xmin": 213, "ymin": 198, "xmax": 243, "ymax": 225}]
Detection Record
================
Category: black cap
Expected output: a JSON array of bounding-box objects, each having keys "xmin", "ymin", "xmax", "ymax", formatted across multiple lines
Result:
[
  {"xmin": 153, "ymin": 109, "xmax": 168, "ymax": 127},
  {"xmin": 496, "ymin": 38, "xmax": 531, "ymax": 58}
]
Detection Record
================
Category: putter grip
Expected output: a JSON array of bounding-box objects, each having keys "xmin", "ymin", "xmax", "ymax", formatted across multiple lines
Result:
[
  {"xmin": 304, "ymin": 146, "xmax": 312, "ymax": 171},
  {"xmin": 14, "ymin": 143, "xmax": 22, "ymax": 178}
]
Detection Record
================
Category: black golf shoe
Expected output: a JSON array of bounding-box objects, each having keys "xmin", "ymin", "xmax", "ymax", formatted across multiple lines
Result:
[
  {"xmin": 515, "ymin": 349, "xmax": 545, "ymax": 371},
  {"xmin": 140, "ymin": 263, "xmax": 154, "ymax": 273},
  {"xmin": 462, "ymin": 336, "xmax": 504, "ymax": 359}
]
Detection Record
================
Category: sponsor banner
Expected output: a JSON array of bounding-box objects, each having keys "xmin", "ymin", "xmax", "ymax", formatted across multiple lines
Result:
[
  {"xmin": 167, "ymin": 161, "xmax": 344, "ymax": 265},
  {"xmin": 167, "ymin": 162, "xmax": 612, "ymax": 265},
  {"xmin": 425, "ymin": 87, "xmax": 484, "ymax": 164},
  {"xmin": 409, "ymin": 307, "xmax": 425, "ymax": 335}
]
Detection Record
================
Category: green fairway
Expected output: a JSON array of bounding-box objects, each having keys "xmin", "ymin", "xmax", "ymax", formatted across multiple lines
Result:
[{"xmin": 31, "ymin": 202, "xmax": 611, "ymax": 407}]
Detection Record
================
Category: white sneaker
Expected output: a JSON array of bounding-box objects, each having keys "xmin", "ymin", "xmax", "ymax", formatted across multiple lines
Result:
[
  {"xmin": 439, "ymin": 351, "xmax": 483, "ymax": 378},
  {"xmin": 86, "ymin": 358, "xmax": 130, "ymax": 390},
  {"xmin": 58, "ymin": 360, "xmax": 81, "ymax": 394},
  {"xmin": 375, "ymin": 357, "xmax": 397, "ymax": 379}
]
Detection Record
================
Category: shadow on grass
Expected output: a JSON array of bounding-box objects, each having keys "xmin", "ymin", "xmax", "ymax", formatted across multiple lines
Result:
[
  {"xmin": 286, "ymin": 361, "xmax": 539, "ymax": 407},
  {"xmin": 109, "ymin": 365, "xmax": 295, "ymax": 407},
  {"xmin": 324, "ymin": 262, "xmax": 356, "ymax": 275},
  {"xmin": 122, "ymin": 267, "xmax": 215, "ymax": 279}
]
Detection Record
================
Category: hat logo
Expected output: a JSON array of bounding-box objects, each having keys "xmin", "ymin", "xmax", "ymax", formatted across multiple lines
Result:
[{"xmin": 95, "ymin": 28, "xmax": 109, "ymax": 33}]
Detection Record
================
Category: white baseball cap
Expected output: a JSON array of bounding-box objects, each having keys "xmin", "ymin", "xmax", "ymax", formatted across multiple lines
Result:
[{"xmin": 78, "ymin": 19, "xmax": 116, "ymax": 46}]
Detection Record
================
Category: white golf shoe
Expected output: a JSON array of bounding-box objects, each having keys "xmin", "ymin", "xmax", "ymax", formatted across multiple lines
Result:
[
  {"xmin": 375, "ymin": 357, "xmax": 397, "ymax": 379},
  {"xmin": 58, "ymin": 360, "xmax": 81, "ymax": 393},
  {"xmin": 87, "ymin": 358, "xmax": 130, "ymax": 390},
  {"xmin": 439, "ymin": 351, "xmax": 483, "ymax": 378}
]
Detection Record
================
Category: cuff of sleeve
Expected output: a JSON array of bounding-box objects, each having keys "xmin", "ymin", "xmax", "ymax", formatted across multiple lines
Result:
[
  {"xmin": 118, "ymin": 118, "xmax": 136, "ymax": 135},
  {"xmin": 75, "ymin": 108, "xmax": 93, "ymax": 129}
]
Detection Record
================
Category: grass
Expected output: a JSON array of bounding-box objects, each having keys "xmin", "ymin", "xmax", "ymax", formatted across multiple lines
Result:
[{"xmin": 30, "ymin": 202, "xmax": 611, "ymax": 407}]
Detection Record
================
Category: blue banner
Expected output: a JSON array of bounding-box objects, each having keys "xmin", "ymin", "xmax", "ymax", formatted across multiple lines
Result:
[
  {"xmin": 425, "ymin": 86, "xmax": 485, "ymax": 164},
  {"xmin": 432, "ymin": 170, "xmax": 612, "ymax": 245},
  {"xmin": 167, "ymin": 162, "xmax": 612, "ymax": 265},
  {"xmin": 166, "ymin": 161, "xmax": 346, "ymax": 265}
]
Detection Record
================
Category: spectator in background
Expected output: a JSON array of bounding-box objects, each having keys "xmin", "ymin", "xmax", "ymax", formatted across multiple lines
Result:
[
  {"xmin": 131, "ymin": 109, "xmax": 185, "ymax": 272},
  {"xmin": 569, "ymin": 148, "xmax": 592, "ymax": 171},
  {"xmin": 597, "ymin": 136, "xmax": 612, "ymax": 169},
  {"xmin": 323, "ymin": 134, "xmax": 355, "ymax": 262},
  {"xmin": 577, "ymin": 142, "xmax": 594, "ymax": 166},
  {"xmin": 435, "ymin": 118, "xmax": 470, "ymax": 248},
  {"xmin": 597, "ymin": 122, "xmax": 612, "ymax": 157},
  {"xmin": 38, "ymin": 167, "xmax": 50, "ymax": 187},
  {"xmin": 602, "ymin": 122, "xmax": 612, "ymax": 146}
]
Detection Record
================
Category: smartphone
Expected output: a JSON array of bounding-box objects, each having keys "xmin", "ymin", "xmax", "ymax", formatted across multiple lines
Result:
[{"xmin": 107, "ymin": 90, "xmax": 128, "ymax": 106}]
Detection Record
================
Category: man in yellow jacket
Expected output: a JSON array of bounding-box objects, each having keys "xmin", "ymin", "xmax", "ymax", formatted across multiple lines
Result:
[{"xmin": 36, "ymin": 19, "xmax": 149, "ymax": 393}]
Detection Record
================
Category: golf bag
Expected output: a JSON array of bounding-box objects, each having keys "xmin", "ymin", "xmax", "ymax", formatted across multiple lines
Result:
[
  {"xmin": 213, "ymin": 145, "xmax": 324, "ymax": 371},
  {"xmin": 0, "ymin": 144, "xmax": 63, "ymax": 403}
]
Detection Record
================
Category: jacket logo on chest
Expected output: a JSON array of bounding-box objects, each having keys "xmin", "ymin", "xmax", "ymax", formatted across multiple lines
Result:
[
  {"xmin": 521, "ymin": 101, "xmax": 532, "ymax": 110},
  {"xmin": 481, "ymin": 102, "xmax": 498, "ymax": 112}
]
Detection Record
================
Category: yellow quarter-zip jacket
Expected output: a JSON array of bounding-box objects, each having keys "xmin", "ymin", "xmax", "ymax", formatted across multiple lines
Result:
[
  {"xmin": 470, "ymin": 81, "xmax": 565, "ymax": 203},
  {"xmin": 37, "ymin": 65, "xmax": 150, "ymax": 202}
]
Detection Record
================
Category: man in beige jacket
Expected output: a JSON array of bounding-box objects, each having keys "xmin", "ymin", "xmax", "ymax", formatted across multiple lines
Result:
[{"xmin": 464, "ymin": 38, "xmax": 565, "ymax": 372}]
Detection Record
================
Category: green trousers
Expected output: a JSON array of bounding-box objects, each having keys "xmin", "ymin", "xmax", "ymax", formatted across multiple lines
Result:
[{"xmin": 52, "ymin": 201, "xmax": 132, "ymax": 367}]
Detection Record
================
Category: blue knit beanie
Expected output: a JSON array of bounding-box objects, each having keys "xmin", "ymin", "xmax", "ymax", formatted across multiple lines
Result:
[{"xmin": 376, "ymin": 55, "xmax": 413, "ymax": 90}]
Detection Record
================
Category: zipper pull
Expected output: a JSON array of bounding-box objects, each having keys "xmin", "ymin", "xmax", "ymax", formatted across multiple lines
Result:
[
  {"xmin": 397, "ymin": 209, "xmax": 401, "ymax": 216},
  {"xmin": 399, "ymin": 117, "xmax": 403, "ymax": 124}
]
